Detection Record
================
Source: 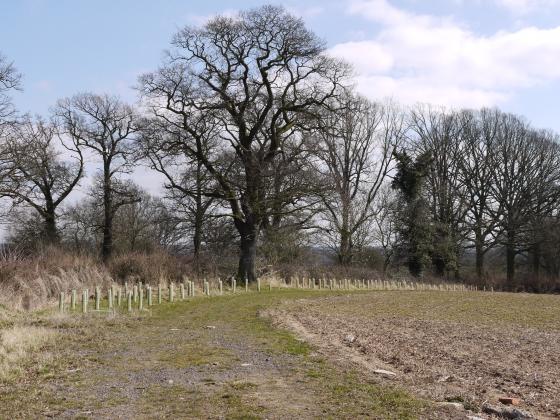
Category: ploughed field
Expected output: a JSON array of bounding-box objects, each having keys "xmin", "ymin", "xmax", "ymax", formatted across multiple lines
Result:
[
  {"xmin": 273, "ymin": 291, "xmax": 560, "ymax": 419},
  {"xmin": 0, "ymin": 287, "xmax": 558, "ymax": 419}
]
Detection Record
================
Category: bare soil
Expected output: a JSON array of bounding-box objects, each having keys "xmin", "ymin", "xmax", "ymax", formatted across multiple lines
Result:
[{"xmin": 271, "ymin": 291, "xmax": 560, "ymax": 419}]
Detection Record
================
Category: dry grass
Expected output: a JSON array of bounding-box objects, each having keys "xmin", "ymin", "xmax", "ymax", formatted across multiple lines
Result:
[
  {"xmin": 0, "ymin": 247, "xmax": 191, "ymax": 311},
  {"xmin": 0, "ymin": 325, "xmax": 58, "ymax": 382},
  {"xmin": 108, "ymin": 250, "xmax": 190, "ymax": 283},
  {"xmin": 0, "ymin": 247, "xmax": 113, "ymax": 311}
]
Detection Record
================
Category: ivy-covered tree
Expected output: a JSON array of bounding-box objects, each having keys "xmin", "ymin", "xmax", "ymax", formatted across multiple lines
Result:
[{"xmin": 392, "ymin": 150, "xmax": 433, "ymax": 277}]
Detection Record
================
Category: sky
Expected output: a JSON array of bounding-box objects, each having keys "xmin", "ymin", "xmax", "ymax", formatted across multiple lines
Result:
[
  {"xmin": 3, "ymin": 0, "xmax": 560, "ymax": 129},
  {"xmin": 2, "ymin": 0, "xmax": 560, "ymax": 194}
]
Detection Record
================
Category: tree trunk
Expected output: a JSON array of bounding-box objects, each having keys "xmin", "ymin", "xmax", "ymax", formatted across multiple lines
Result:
[
  {"xmin": 235, "ymin": 220, "xmax": 258, "ymax": 282},
  {"xmin": 43, "ymin": 211, "xmax": 59, "ymax": 244},
  {"xmin": 475, "ymin": 238, "xmax": 484, "ymax": 281},
  {"xmin": 102, "ymin": 211, "xmax": 113, "ymax": 262},
  {"xmin": 102, "ymin": 161, "xmax": 113, "ymax": 262},
  {"xmin": 531, "ymin": 242, "xmax": 541, "ymax": 279},
  {"xmin": 382, "ymin": 251, "xmax": 391, "ymax": 278},
  {"xmin": 433, "ymin": 255, "xmax": 445, "ymax": 277},
  {"xmin": 505, "ymin": 230, "xmax": 516, "ymax": 285},
  {"xmin": 193, "ymin": 211, "xmax": 203, "ymax": 274},
  {"xmin": 338, "ymin": 230, "xmax": 353, "ymax": 265},
  {"xmin": 42, "ymin": 194, "xmax": 59, "ymax": 244}
]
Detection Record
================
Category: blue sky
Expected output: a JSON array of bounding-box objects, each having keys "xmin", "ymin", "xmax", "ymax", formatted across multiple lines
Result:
[{"xmin": 2, "ymin": 0, "xmax": 560, "ymax": 133}]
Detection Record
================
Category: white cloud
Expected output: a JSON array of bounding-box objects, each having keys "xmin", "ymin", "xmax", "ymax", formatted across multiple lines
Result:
[{"xmin": 329, "ymin": 0, "xmax": 560, "ymax": 108}]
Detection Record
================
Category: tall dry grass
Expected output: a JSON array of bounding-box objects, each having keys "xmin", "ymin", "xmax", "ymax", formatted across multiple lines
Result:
[
  {"xmin": 108, "ymin": 250, "xmax": 190, "ymax": 284},
  {"xmin": 0, "ymin": 246, "xmax": 113, "ymax": 311},
  {"xmin": 0, "ymin": 246, "xmax": 195, "ymax": 311}
]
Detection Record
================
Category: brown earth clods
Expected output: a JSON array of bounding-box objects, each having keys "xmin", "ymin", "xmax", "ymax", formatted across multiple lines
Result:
[{"xmin": 271, "ymin": 292, "xmax": 560, "ymax": 419}]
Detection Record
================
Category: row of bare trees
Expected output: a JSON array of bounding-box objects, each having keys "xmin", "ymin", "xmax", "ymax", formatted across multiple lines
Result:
[
  {"xmin": 1, "ymin": 6, "xmax": 560, "ymax": 289},
  {"xmin": 395, "ymin": 107, "xmax": 560, "ymax": 287}
]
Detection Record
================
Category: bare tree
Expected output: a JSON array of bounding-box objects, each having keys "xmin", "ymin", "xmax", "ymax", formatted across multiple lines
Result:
[
  {"xmin": 112, "ymin": 191, "xmax": 181, "ymax": 252},
  {"xmin": 1, "ymin": 117, "xmax": 83, "ymax": 243},
  {"xmin": 488, "ymin": 113, "xmax": 560, "ymax": 284},
  {"xmin": 523, "ymin": 129, "xmax": 560, "ymax": 280},
  {"xmin": 55, "ymin": 93, "xmax": 138, "ymax": 261},
  {"xmin": 315, "ymin": 95, "xmax": 404, "ymax": 265},
  {"xmin": 457, "ymin": 108, "xmax": 503, "ymax": 280},
  {"xmin": 60, "ymin": 177, "xmax": 142, "ymax": 252},
  {"xmin": 0, "ymin": 53, "xmax": 21, "ymax": 123},
  {"xmin": 138, "ymin": 119, "xmax": 218, "ymax": 272},
  {"xmin": 371, "ymin": 185, "xmax": 399, "ymax": 275},
  {"xmin": 260, "ymin": 134, "xmax": 323, "ymax": 265},
  {"xmin": 139, "ymin": 5, "xmax": 349, "ymax": 281}
]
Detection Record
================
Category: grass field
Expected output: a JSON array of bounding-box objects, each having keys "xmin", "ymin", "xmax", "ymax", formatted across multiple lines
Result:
[{"xmin": 0, "ymin": 288, "xmax": 558, "ymax": 419}]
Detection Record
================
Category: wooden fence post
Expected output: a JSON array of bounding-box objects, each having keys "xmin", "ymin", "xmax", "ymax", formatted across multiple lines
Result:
[
  {"xmin": 257, "ymin": 278, "xmax": 261, "ymax": 292},
  {"xmin": 108, "ymin": 288, "xmax": 113, "ymax": 309},
  {"xmin": 170, "ymin": 282, "xmax": 175, "ymax": 302},
  {"xmin": 180, "ymin": 283, "xmax": 185, "ymax": 300},
  {"xmin": 95, "ymin": 286, "xmax": 100, "ymax": 311},
  {"xmin": 139, "ymin": 287, "xmax": 144, "ymax": 310},
  {"xmin": 59, "ymin": 292, "xmax": 65, "ymax": 313},
  {"xmin": 82, "ymin": 289, "xmax": 88, "ymax": 313},
  {"xmin": 148, "ymin": 286, "xmax": 153, "ymax": 306},
  {"xmin": 219, "ymin": 280, "xmax": 223, "ymax": 295},
  {"xmin": 127, "ymin": 291, "xmax": 132, "ymax": 312},
  {"xmin": 158, "ymin": 284, "xmax": 162, "ymax": 304},
  {"xmin": 232, "ymin": 279, "xmax": 236, "ymax": 293},
  {"xmin": 71, "ymin": 289, "xmax": 76, "ymax": 310}
]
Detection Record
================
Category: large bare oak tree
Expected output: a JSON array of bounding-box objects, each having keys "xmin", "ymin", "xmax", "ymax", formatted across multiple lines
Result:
[{"xmin": 139, "ymin": 6, "xmax": 349, "ymax": 281}]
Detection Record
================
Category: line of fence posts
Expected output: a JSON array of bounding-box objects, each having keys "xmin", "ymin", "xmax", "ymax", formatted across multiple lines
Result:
[{"xmin": 56, "ymin": 276, "xmax": 478, "ymax": 314}]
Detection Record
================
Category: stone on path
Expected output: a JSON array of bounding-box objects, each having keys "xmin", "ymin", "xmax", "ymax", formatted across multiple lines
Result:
[
  {"xmin": 343, "ymin": 334, "xmax": 356, "ymax": 344},
  {"xmin": 373, "ymin": 369, "xmax": 396, "ymax": 377},
  {"xmin": 482, "ymin": 403, "xmax": 533, "ymax": 419}
]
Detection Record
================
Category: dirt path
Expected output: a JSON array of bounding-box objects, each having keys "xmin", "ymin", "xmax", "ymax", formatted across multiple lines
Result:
[{"xmin": 0, "ymin": 290, "xmax": 448, "ymax": 419}]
